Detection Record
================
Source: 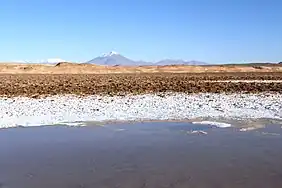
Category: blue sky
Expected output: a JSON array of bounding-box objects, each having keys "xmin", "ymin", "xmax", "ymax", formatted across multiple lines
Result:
[{"xmin": 0, "ymin": 0, "xmax": 281, "ymax": 63}]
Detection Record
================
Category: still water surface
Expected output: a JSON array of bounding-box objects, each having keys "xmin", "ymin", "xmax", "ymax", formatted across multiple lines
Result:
[{"xmin": 1, "ymin": 122, "xmax": 282, "ymax": 188}]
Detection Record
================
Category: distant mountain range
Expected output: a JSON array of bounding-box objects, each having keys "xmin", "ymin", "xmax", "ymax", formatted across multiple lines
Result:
[
  {"xmin": 85, "ymin": 51, "xmax": 207, "ymax": 66},
  {"xmin": 13, "ymin": 58, "xmax": 67, "ymax": 64},
  {"xmin": 8, "ymin": 52, "xmax": 281, "ymax": 66}
]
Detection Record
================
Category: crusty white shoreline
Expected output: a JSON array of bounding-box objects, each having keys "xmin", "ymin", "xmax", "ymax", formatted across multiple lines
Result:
[{"xmin": 0, "ymin": 93, "xmax": 282, "ymax": 128}]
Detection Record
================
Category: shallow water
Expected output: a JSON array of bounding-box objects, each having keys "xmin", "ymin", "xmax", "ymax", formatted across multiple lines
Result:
[{"xmin": 1, "ymin": 122, "xmax": 282, "ymax": 188}]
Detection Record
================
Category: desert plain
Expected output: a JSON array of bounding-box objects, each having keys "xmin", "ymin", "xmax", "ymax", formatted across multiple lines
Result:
[
  {"xmin": 1, "ymin": 62, "xmax": 282, "ymax": 128},
  {"xmin": 0, "ymin": 63, "xmax": 282, "ymax": 97}
]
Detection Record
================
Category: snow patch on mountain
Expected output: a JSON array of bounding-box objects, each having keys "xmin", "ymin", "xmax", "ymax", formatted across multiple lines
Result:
[{"xmin": 101, "ymin": 51, "xmax": 119, "ymax": 57}]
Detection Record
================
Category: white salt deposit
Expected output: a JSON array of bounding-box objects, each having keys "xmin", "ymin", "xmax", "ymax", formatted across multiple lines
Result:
[
  {"xmin": 239, "ymin": 127, "xmax": 257, "ymax": 132},
  {"xmin": 187, "ymin": 130, "xmax": 208, "ymax": 135},
  {"xmin": 192, "ymin": 121, "xmax": 232, "ymax": 128},
  {"xmin": 0, "ymin": 93, "xmax": 282, "ymax": 129}
]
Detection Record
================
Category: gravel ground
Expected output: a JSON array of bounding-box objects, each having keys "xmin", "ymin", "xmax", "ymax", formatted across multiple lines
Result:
[
  {"xmin": 0, "ymin": 73, "xmax": 282, "ymax": 97},
  {"xmin": 1, "ymin": 93, "xmax": 282, "ymax": 128}
]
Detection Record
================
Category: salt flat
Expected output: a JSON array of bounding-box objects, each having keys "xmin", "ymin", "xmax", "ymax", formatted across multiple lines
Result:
[{"xmin": 1, "ymin": 93, "xmax": 281, "ymax": 128}]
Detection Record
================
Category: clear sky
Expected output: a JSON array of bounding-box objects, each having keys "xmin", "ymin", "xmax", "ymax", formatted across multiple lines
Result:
[{"xmin": 0, "ymin": 0, "xmax": 281, "ymax": 63}]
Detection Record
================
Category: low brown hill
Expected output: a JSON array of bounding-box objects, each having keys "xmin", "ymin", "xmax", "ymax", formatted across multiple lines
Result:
[{"xmin": 0, "ymin": 62, "xmax": 282, "ymax": 74}]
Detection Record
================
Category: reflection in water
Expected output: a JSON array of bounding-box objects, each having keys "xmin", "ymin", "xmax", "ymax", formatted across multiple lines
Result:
[
  {"xmin": 1, "ymin": 122, "xmax": 282, "ymax": 188},
  {"xmin": 190, "ymin": 117, "xmax": 282, "ymax": 131}
]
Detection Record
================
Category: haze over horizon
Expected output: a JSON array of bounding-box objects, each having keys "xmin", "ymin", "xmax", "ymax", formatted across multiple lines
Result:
[{"xmin": 1, "ymin": 0, "xmax": 281, "ymax": 64}]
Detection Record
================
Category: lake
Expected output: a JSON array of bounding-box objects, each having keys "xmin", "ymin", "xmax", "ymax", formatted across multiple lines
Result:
[{"xmin": 1, "ymin": 122, "xmax": 282, "ymax": 188}]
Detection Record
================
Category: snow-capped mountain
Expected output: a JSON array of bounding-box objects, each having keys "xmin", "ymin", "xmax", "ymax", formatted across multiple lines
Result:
[
  {"xmin": 85, "ymin": 52, "xmax": 207, "ymax": 66},
  {"xmin": 86, "ymin": 51, "xmax": 151, "ymax": 66}
]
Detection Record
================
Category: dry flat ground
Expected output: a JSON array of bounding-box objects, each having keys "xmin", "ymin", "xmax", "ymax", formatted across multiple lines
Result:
[
  {"xmin": 0, "ymin": 72, "xmax": 282, "ymax": 97},
  {"xmin": 0, "ymin": 63, "xmax": 281, "ymax": 97},
  {"xmin": 0, "ymin": 62, "xmax": 282, "ymax": 74}
]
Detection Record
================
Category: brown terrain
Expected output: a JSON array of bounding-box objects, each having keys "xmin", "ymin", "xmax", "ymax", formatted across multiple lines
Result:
[
  {"xmin": 0, "ymin": 63, "xmax": 282, "ymax": 98},
  {"xmin": 0, "ymin": 63, "xmax": 282, "ymax": 97},
  {"xmin": 0, "ymin": 62, "xmax": 282, "ymax": 74}
]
